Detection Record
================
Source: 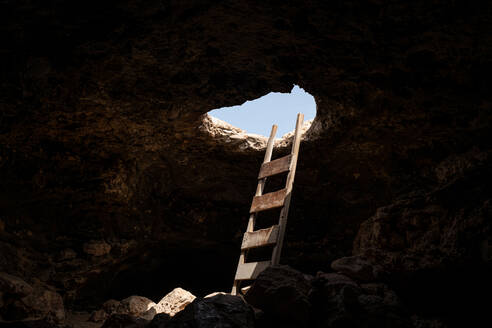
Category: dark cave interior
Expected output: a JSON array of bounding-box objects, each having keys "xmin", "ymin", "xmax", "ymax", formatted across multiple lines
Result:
[{"xmin": 1, "ymin": 0, "xmax": 491, "ymax": 327}]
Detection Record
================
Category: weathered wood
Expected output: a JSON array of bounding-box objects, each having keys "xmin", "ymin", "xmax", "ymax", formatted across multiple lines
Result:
[
  {"xmin": 241, "ymin": 225, "xmax": 279, "ymax": 250},
  {"xmin": 232, "ymin": 125, "xmax": 277, "ymax": 295},
  {"xmin": 234, "ymin": 261, "xmax": 270, "ymax": 280},
  {"xmin": 258, "ymin": 154, "xmax": 292, "ymax": 179},
  {"xmin": 249, "ymin": 188, "xmax": 287, "ymax": 213},
  {"xmin": 241, "ymin": 285, "xmax": 252, "ymax": 294},
  {"xmin": 271, "ymin": 113, "xmax": 304, "ymax": 265}
]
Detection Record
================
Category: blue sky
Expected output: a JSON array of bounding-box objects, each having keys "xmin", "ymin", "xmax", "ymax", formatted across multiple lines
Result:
[{"xmin": 208, "ymin": 85, "xmax": 316, "ymax": 137}]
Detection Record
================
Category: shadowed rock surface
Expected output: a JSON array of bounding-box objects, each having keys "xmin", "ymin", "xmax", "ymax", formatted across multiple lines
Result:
[{"xmin": 1, "ymin": 0, "xmax": 491, "ymax": 327}]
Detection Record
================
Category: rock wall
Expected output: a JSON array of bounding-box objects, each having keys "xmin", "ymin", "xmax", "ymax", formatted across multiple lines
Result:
[{"xmin": 0, "ymin": 0, "xmax": 491, "ymax": 324}]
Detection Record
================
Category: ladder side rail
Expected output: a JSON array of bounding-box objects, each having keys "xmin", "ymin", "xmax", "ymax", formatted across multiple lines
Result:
[
  {"xmin": 271, "ymin": 113, "xmax": 303, "ymax": 265},
  {"xmin": 232, "ymin": 124, "xmax": 277, "ymax": 295}
]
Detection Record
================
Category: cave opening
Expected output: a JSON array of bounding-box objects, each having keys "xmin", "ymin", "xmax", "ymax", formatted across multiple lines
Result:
[{"xmin": 207, "ymin": 85, "xmax": 316, "ymax": 137}]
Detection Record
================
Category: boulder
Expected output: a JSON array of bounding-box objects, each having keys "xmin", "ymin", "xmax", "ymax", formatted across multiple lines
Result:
[
  {"xmin": 155, "ymin": 294, "xmax": 254, "ymax": 328},
  {"xmin": 312, "ymin": 272, "xmax": 360, "ymax": 298},
  {"xmin": 146, "ymin": 313, "xmax": 171, "ymax": 328},
  {"xmin": 89, "ymin": 309, "xmax": 108, "ymax": 322},
  {"xmin": 152, "ymin": 287, "xmax": 196, "ymax": 317},
  {"xmin": 117, "ymin": 295, "xmax": 156, "ymax": 319},
  {"xmin": 102, "ymin": 299, "xmax": 121, "ymax": 314},
  {"xmin": 101, "ymin": 314, "xmax": 148, "ymax": 328},
  {"xmin": 83, "ymin": 240, "xmax": 111, "ymax": 256},
  {"xmin": 0, "ymin": 272, "xmax": 33, "ymax": 297},
  {"xmin": 360, "ymin": 283, "xmax": 401, "ymax": 308},
  {"xmin": 331, "ymin": 256, "xmax": 384, "ymax": 282},
  {"xmin": 310, "ymin": 272, "xmax": 412, "ymax": 327},
  {"xmin": 244, "ymin": 265, "xmax": 311, "ymax": 326},
  {"xmin": 1, "ymin": 282, "xmax": 65, "ymax": 323}
]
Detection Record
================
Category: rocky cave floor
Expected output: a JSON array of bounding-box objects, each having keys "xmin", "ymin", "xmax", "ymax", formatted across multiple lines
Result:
[
  {"xmin": 3, "ymin": 255, "xmax": 474, "ymax": 328},
  {"xmin": 1, "ymin": 0, "xmax": 492, "ymax": 327}
]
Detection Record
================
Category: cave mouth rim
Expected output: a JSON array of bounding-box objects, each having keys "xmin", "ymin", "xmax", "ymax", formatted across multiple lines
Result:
[
  {"xmin": 200, "ymin": 85, "xmax": 319, "ymax": 150},
  {"xmin": 206, "ymin": 84, "xmax": 317, "ymax": 138}
]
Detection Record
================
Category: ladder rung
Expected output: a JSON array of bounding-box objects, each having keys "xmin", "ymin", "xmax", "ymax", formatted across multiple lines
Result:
[
  {"xmin": 258, "ymin": 155, "xmax": 292, "ymax": 179},
  {"xmin": 234, "ymin": 261, "xmax": 270, "ymax": 280},
  {"xmin": 250, "ymin": 189, "xmax": 287, "ymax": 213},
  {"xmin": 241, "ymin": 225, "xmax": 279, "ymax": 250}
]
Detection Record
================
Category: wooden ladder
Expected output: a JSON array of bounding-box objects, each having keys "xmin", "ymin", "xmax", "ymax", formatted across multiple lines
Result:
[{"xmin": 231, "ymin": 113, "xmax": 304, "ymax": 295}]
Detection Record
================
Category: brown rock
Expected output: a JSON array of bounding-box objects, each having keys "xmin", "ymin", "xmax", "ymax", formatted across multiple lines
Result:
[
  {"xmin": 117, "ymin": 296, "xmax": 156, "ymax": 319},
  {"xmin": 159, "ymin": 294, "xmax": 254, "ymax": 328},
  {"xmin": 101, "ymin": 314, "xmax": 148, "ymax": 328},
  {"xmin": 3, "ymin": 283, "xmax": 65, "ymax": 323},
  {"xmin": 331, "ymin": 255, "xmax": 383, "ymax": 282},
  {"xmin": 89, "ymin": 309, "xmax": 108, "ymax": 322},
  {"xmin": 83, "ymin": 241, "xmax": 111, "ymax": 257},
  {"xmin": 245, "ymin": 265, "xmax": 311, "ymax": 326},
  {"xmin": 0, "ymin": 272, "xmax": 33, "ymax": 297},
  {"xmin": 57, "ymin": 249, "xmax": 77, "ymax": 261},
  {"xmin": 102, "ymin": 299, "xmax": 121, "ymax": 315}
]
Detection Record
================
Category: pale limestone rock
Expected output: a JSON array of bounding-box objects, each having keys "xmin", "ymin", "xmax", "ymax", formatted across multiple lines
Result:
[{"xmin": 152, "ymin": 287, "xmax": 196, "ymax": 317}]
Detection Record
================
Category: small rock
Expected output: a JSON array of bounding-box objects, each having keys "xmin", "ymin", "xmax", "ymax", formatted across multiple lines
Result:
[
  {"xmin": 204, "ymin": 291, "xmax": 227, "ymax": 298},
  {"xmin": 146, "ymin": 313, "xmax": 171, "ymax": 328},
  {"xmin": 83, "ymin": 240, "xmax": 111, "ymax": 256},
  {"xmin": 312, "ymin": 272, "xmax": 360, "ymax": 297},
  {"xmin": 102, "ymin": 299, "xmax": 121, "ymax": 314},
  {"xmin": 245, "ymin": 265, "xmax": 311, "ymax": 326},
  {"xmin": 118, "ymin": 296, "xmax": 156, "ymax": 318},
  {"xmin": 153, "ymin": 287, "xmax": 196, "ymax": 317},
  {"xmin": 0, "ymin": 272, "xmax": 33, "ymax": 297},
  {"xmin": 89, "ymin": 309, "xmax": 108, "ymax": 322},
  {"xmin": 411, "ymin": 315, "xmax": 448, "ymax": 328},
  {"xmin": 21, "ymin": 284, "xmax": 65, "ymax": 323},
  {"xmin": 57, "ymin": 248, "xmax": 77, "ymax": 261},
  {"xmin": 160, "ymin": 294, "xmax": 254, "ymax": 328},
  {"xmin": 2, "ymin": 283, "xmax": 65, "ymax": 323},
  {"xmin": 101, "ymin": 314, "xmax": 148, "ymax": 328},
  {"xmin": 331, "ymin": 255, "xmax": 383, "ymax": 282},
  {"xmin": 311, "ymin": 272, "xmax": 412, "ymax": 328},
  {"xmin": 360, "ymin": 282, "xmax": 401, "ymax": 307}
]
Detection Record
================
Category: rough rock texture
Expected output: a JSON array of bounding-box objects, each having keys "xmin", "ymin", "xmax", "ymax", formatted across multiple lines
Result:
[
  {"xmin": 331, "ymin": 256, "xmax": 384, "ymax": 282},
  {"xmin": 152, "ymin": 287, "xmax": 196, "ymax": 317},
  {"xmin": 102, "ymin": 299, "xmax": 121, "ymax": 315},
  {"xmin": 1, "ymin": 280, "xmax": 65, "ymax": 323},
  {"xmin": 101, "ymin": 314, "xmax": 148, "ymax": 328},
  {"xmin": 246, "ymin": 265, "xmax": 412, "ymax": 328},
  {"xmin": 153, "ymin": 294, "xmax": 255, "ymax": 328},
  {"xmin": 117, "ymin": 296, "xmax": 155, "ymax": 320},
  {"xmin": 83, "ymin": 241, "xmax": 112, "ymax": 257},
  {"xmin": 0, "ymin": 0, "xmax": 491, "ymax": 326},
  {"xmin": 0, "ymin": 272, "xmax": 33, "ymax": 297},
  {"xmin": 245, "ymin": 266, "xmax": 311, "ymax": 326},
  {"xmin": 88, "ymin": 308, "xmax": 108, "ymax": 323}
]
